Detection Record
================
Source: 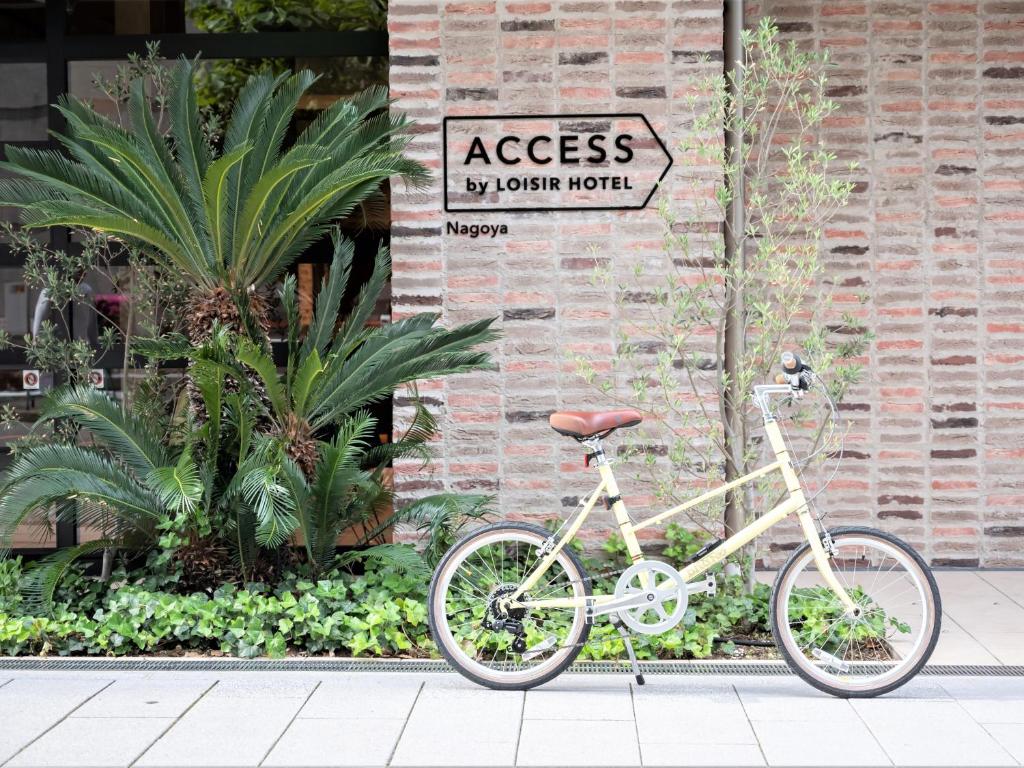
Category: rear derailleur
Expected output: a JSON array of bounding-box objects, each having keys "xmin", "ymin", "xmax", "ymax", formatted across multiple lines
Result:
[{"xmin": 483, "ymin": 584, "xmax": 529, "ymax": 653}]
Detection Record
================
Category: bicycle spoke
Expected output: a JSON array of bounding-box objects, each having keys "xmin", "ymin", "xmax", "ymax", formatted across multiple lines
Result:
[{"xmin": 779, "ymin": 533, "xmax": 936, "ymax": 694}]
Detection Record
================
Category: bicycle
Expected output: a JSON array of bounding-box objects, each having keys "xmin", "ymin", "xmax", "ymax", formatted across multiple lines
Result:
[{"xmin": 428, "ymin": 353, "xmax": 942, "ymax": 698}]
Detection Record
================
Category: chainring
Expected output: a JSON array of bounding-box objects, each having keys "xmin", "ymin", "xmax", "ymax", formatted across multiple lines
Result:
[{"xmin": 613, "ymin": 560, "xmax": 688, "ymax": 635}]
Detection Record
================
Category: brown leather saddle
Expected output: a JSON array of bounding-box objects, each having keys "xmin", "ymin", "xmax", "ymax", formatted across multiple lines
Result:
[{"xmin": 548, "ymin": 409, "xmax": 643, "ymax": 440}]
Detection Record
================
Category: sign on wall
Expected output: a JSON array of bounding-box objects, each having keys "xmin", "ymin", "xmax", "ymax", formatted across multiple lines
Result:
[{"xmin": 443, "ymin": 113, "xmax": 673, "ymax": 213}]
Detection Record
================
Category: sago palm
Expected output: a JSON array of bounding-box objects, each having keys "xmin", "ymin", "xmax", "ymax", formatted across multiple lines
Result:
[
  {"xmin": 0, "ymin": 59, "xmax": 427, "ymax": 341},
  {"xmin": 0, "ymin": 385, "xmax": 297, "ymax": 604},
  {"xmin": 173, "ymin": 230, "xmax": 499, "ymax": 474}
]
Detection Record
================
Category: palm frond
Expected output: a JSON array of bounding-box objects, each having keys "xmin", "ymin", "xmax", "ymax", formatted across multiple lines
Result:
[
  {"xmin": 20, "ymin": 539, "xmax": 118, "ymax": 613},
  {"xmin": 38, "ymin": 386, "xmax": 169, "ymax": 476},
  {"xmin": 310, "ymin": 316, "xmax": 498, "ymax": 428},
  {"xmin": 128, "ymin": 78, "xmax": 205, "ymax": 265},
  {"xmin": 279, "ymin": 273, "xmax": 300, "ymax": 385},
  {"xmin": 131, "ymin": 333, "xmax": 193, "ymax": 360},
  {"xmin": 303, "ymin": 413, "xmax": 376, "ymax": 568},
  {"xmin": 0, "ymin": 443, "xmax": 159, "ymax": 549},
  {"xmin": 360, "ymin": 493, "xmax": 494, "ymax": 566},
  {"xmin": 364, "ymin": 389, "xmax": 436, "ymax": 469},
  {"xmin": 235, "ymin": 339, "xmax": 288, "ymax": 420},
  {"xmin": 169, "ymin": 57, "xmax": 211, "ymax": 222},
  {"xmin": 301, "ymin": 230, "xmax": 354, "ymax": 360},
  {"xmin": 330, "ymin": 239, "xmax": 387, "ymax": 358},
  {"xmin": 334, "ymin": 543, "xmax": 428, "ymax": 579},
  {"xmin": 146, "ymin": 446, "xmax": 204, "ymax": 516},
  {"xmin": 202, "ymin": 143, "xmax": 251, "ymax": 275}
]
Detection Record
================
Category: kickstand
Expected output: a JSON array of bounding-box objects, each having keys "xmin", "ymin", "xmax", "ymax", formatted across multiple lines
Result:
[{"xmin": 610, "ymin": 615, "xmax": 644, "ymax": 686}]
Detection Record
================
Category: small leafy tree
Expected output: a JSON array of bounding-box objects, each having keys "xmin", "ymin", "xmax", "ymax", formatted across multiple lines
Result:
[{"xmin": 575, "ymin": 19, "xmax": 870, "ymax": 573}]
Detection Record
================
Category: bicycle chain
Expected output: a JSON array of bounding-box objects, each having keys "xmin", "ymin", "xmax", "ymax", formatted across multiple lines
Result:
[{"xmin": 537, "ymin": 564, "xmax": 640, "ymax": 653}]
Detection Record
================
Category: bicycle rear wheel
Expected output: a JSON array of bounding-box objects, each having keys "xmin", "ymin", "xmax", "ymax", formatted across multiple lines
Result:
[
  {"xmin": 428, "ymin": 522, "xmax": 591, "ymax": 690},
  {"xmin": 771, "ymin": 526, "xmax": 941, "ymax": 698}
]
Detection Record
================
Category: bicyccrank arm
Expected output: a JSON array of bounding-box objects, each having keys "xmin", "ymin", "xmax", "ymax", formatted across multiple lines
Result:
[{"xmin": 517, "ymin": 576, "xmax": 716, "ymax": 620}]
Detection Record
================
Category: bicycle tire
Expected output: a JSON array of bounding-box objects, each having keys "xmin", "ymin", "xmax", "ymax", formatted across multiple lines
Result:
[
  {"xmin": 770, "ymin": 525, "xmax": 942, "ymax": 698},
  {"xmin": 428, "ymin": 521, "xmax": 592, "ymax": 691}
]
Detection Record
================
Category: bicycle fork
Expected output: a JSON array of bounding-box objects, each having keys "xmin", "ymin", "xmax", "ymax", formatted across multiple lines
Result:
[{"xmin": 765, "ymin": 420, "xmax": 858, "ymax": 616}]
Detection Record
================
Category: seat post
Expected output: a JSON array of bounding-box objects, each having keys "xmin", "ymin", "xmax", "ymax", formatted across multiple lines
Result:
[{"xmin": 582, "ymin": 435, "xmax": 608, "ymax": 466}]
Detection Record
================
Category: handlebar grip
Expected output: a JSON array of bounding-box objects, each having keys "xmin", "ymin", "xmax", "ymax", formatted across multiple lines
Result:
[
  {"xmin": 780, "ymin": 351, "xmax": 813, "ymax": 391},
  {"xmin": 781, "ymin": 351, "xmax": 803, "ymax": 374}
]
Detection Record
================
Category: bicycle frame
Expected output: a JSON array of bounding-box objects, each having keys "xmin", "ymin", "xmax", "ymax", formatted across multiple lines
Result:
[{"xmin": 510, "ymin": 385, "xmax": 857, "ymax": 614}]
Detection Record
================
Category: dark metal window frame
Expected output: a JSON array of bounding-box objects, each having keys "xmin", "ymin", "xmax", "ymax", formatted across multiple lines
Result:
[{"xmin": 0, "ymin": 0, "xmax": 388, "ymax": 547}]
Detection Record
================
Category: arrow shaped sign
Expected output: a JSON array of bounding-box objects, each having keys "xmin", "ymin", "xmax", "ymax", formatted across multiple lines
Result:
[{"xmin": 443, "ymin": 113, "xmax": 674, "ymax": 213}]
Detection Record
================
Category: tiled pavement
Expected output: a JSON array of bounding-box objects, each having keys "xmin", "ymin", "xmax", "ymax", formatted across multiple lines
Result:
[
  {"xmin": 0, "ymin": 570, "xmax": 1020, "ymax": 767},
  {"xmin": 2, "ymin": 671, "xmax": 1024, "ymax": 767}
]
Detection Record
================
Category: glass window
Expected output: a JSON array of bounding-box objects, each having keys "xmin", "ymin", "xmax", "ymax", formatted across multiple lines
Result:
[
  {"xmin": 66, "ymin": 0, "xmax": 387, "ymax": 35},
  {"xmin": 67, "ymin": 0, "xmax": 186, "ymax": 35},
  {"xmin": 0, "ymin": 266, "xmax": 40, "ymax": 342},
  {"xmin": 0, "ymin": 0, "xmax": 45, "ymax": 38},
  {"xmin": 0, "ymin": 63, "xmax": 47, "ymax": 142}
]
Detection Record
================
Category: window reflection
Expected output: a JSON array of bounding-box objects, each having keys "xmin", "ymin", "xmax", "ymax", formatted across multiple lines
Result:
[{"xmin": 0, "ymin": 63, "xmax": 47, "ymax": 142}]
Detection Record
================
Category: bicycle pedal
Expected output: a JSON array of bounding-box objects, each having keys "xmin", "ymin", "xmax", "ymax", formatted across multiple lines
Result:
[
  {"xmin": 521, "ymin": 635, "xmax": 558, "ymax": 661},
  {"xmin": 811, "ymin": 648, "xmax": 850, "ymax": 673}
]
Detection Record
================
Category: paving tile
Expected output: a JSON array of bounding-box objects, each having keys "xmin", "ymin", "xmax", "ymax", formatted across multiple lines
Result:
[
  {"xmin": 7, "ymin": 716, "xmax": 174, "ymax": 767},
  {"xmin": 390, "ymin": 729, "xmax": 517, "ymax": 767},
  {"xmin": 523, "ymin": 676, "xmax": 634, "ymax": 720},
  {"xmin": 935, "ymin": 572, "xmax": 1024, "ymax": 634},
  {"xmin": 938, "ymin": 677, "xmax": 1024, "ymax": 723},
  {"xmin": 389, "ymin": 679, "xmax": 522, "ymax": 766},
  {"xmin": 516, "ymin": 719, "xmax": 641, "ymax": 766},
  {"xmin": 263, "ymin": 717, "xmax": 405, "ymax": 767},
  {"xmin": 641, "ymin": 742, "xmax": 766, "ymax": 766},
  {"xmin": 401, "ymin": 678, "xmax": 523, "ymax": 734},
  {"xmin": 195, "ymin": 675, "xmax": 316, "ymax": 700},
  {"xmin": 297, "ymin": 675, "xmax": 421, "ymax": 719},
  {"xmin": 750, "ymin": 718, "xmax": 891, "ymax": 766},
  {"xmin": 852, "ymin": 698, "xmax": 1016, "ymax": 766},
  {"xmin": 733, "ymin": 678, "xmax": 863, "ymax": 722},
  {"xmin": 930, "ymin": 616, "xmax": 1002, "ymax": 665},
  {"xmin": 71, "ymin": 675, "xmax": 214, "ymax": 719},
  {"xmin": 977, "ymin": 572, "xmax": 1024, "ymax": 611},
  {"xmin": 971, "ymin": 633, "xmax": 1024, "ymax": 665},
  {"xmin": 984, "ymin": 724, "xmax": 1024, "ymax": 764},
  {"xmin": 134, "ymin": 681, "xmax": 317, "ymax": 767},
  {"xmin": 632, "ymin": 679, "xmax": 758, "ymax": 745},
  {"xmin": 0, "ymin": 676, "xmax": 112, "ymax": 764}
]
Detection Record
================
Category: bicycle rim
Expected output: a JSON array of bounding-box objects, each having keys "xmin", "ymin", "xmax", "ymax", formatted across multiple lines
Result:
[
  {"xmin": 774, "ymin": 533, "xmax": 937, "ymax": 695},
  {"xmin": 432, "ymin": 529, "xmax": 588, "ymax": 687}
]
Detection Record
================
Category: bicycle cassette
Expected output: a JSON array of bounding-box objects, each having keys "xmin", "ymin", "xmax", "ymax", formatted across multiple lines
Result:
[{"xmin": 613, "ymin": 560, "xmax": 688, "ymax": 635}]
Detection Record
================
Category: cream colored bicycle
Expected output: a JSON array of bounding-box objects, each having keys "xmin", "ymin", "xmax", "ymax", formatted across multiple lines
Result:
[{"xmin": 428, "ymin": 353, "xmax": 942, "ymax": 697}]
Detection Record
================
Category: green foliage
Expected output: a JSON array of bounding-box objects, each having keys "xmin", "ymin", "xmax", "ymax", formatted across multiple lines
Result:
[
  {"xmin": 0, "ymin": 61, "xmax": 427, "ymax": 338},
  {"xmin": 0, "ymin": 559, "xmax": 431, "ymax": 658},
  {"xmin": 0, "ymin": 550, "xmax": 767, "ymax": 661},
  {"xmin": 186, "ymin": 0, "xmax": 387, "ymax": 33},
  {"xmin": 170, "ymin": 230, "xmax": 498, "ymax": 575},
  {"xmin": 0, "ymin": 524, "xmax": 904, "ymax": 662}
]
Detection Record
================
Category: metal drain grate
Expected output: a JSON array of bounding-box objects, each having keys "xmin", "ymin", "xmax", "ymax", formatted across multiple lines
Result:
[{"xmin": 0, "ymin": 657, "xmax": 1020, "ymax": 676}]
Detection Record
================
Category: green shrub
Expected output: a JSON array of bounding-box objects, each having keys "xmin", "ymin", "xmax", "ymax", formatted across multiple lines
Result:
[
  {"xmin": 0, "ymin": 563, "xmax": 434, "ymax": 659},
  {"xmin": 0, "ymin": 546, "xmax": 777, "ymax": 660}
]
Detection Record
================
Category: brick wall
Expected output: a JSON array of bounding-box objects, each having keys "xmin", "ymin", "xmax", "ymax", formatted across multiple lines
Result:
[{"xmin": 388, "ymin": 1, "xmax": 1024, "ymax": 567}]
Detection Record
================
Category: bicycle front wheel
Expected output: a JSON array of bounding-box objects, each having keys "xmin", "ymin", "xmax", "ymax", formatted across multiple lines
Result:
[
  {"xmin": 428, "ymin": 522, "xmax": 591, "ymax": 690},
  {"xmin": 771, "ymin": 526, "xmax": 941, "ymax": 698}
]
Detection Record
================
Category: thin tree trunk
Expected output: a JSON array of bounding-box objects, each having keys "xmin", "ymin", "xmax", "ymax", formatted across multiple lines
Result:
[
  {"xmin": 722, "ymin": 0, "xmax": 746, "ymax": 579},
  {"xmin": 100, "ymin": 546, "xmax": 115, "ymax": 582}
]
